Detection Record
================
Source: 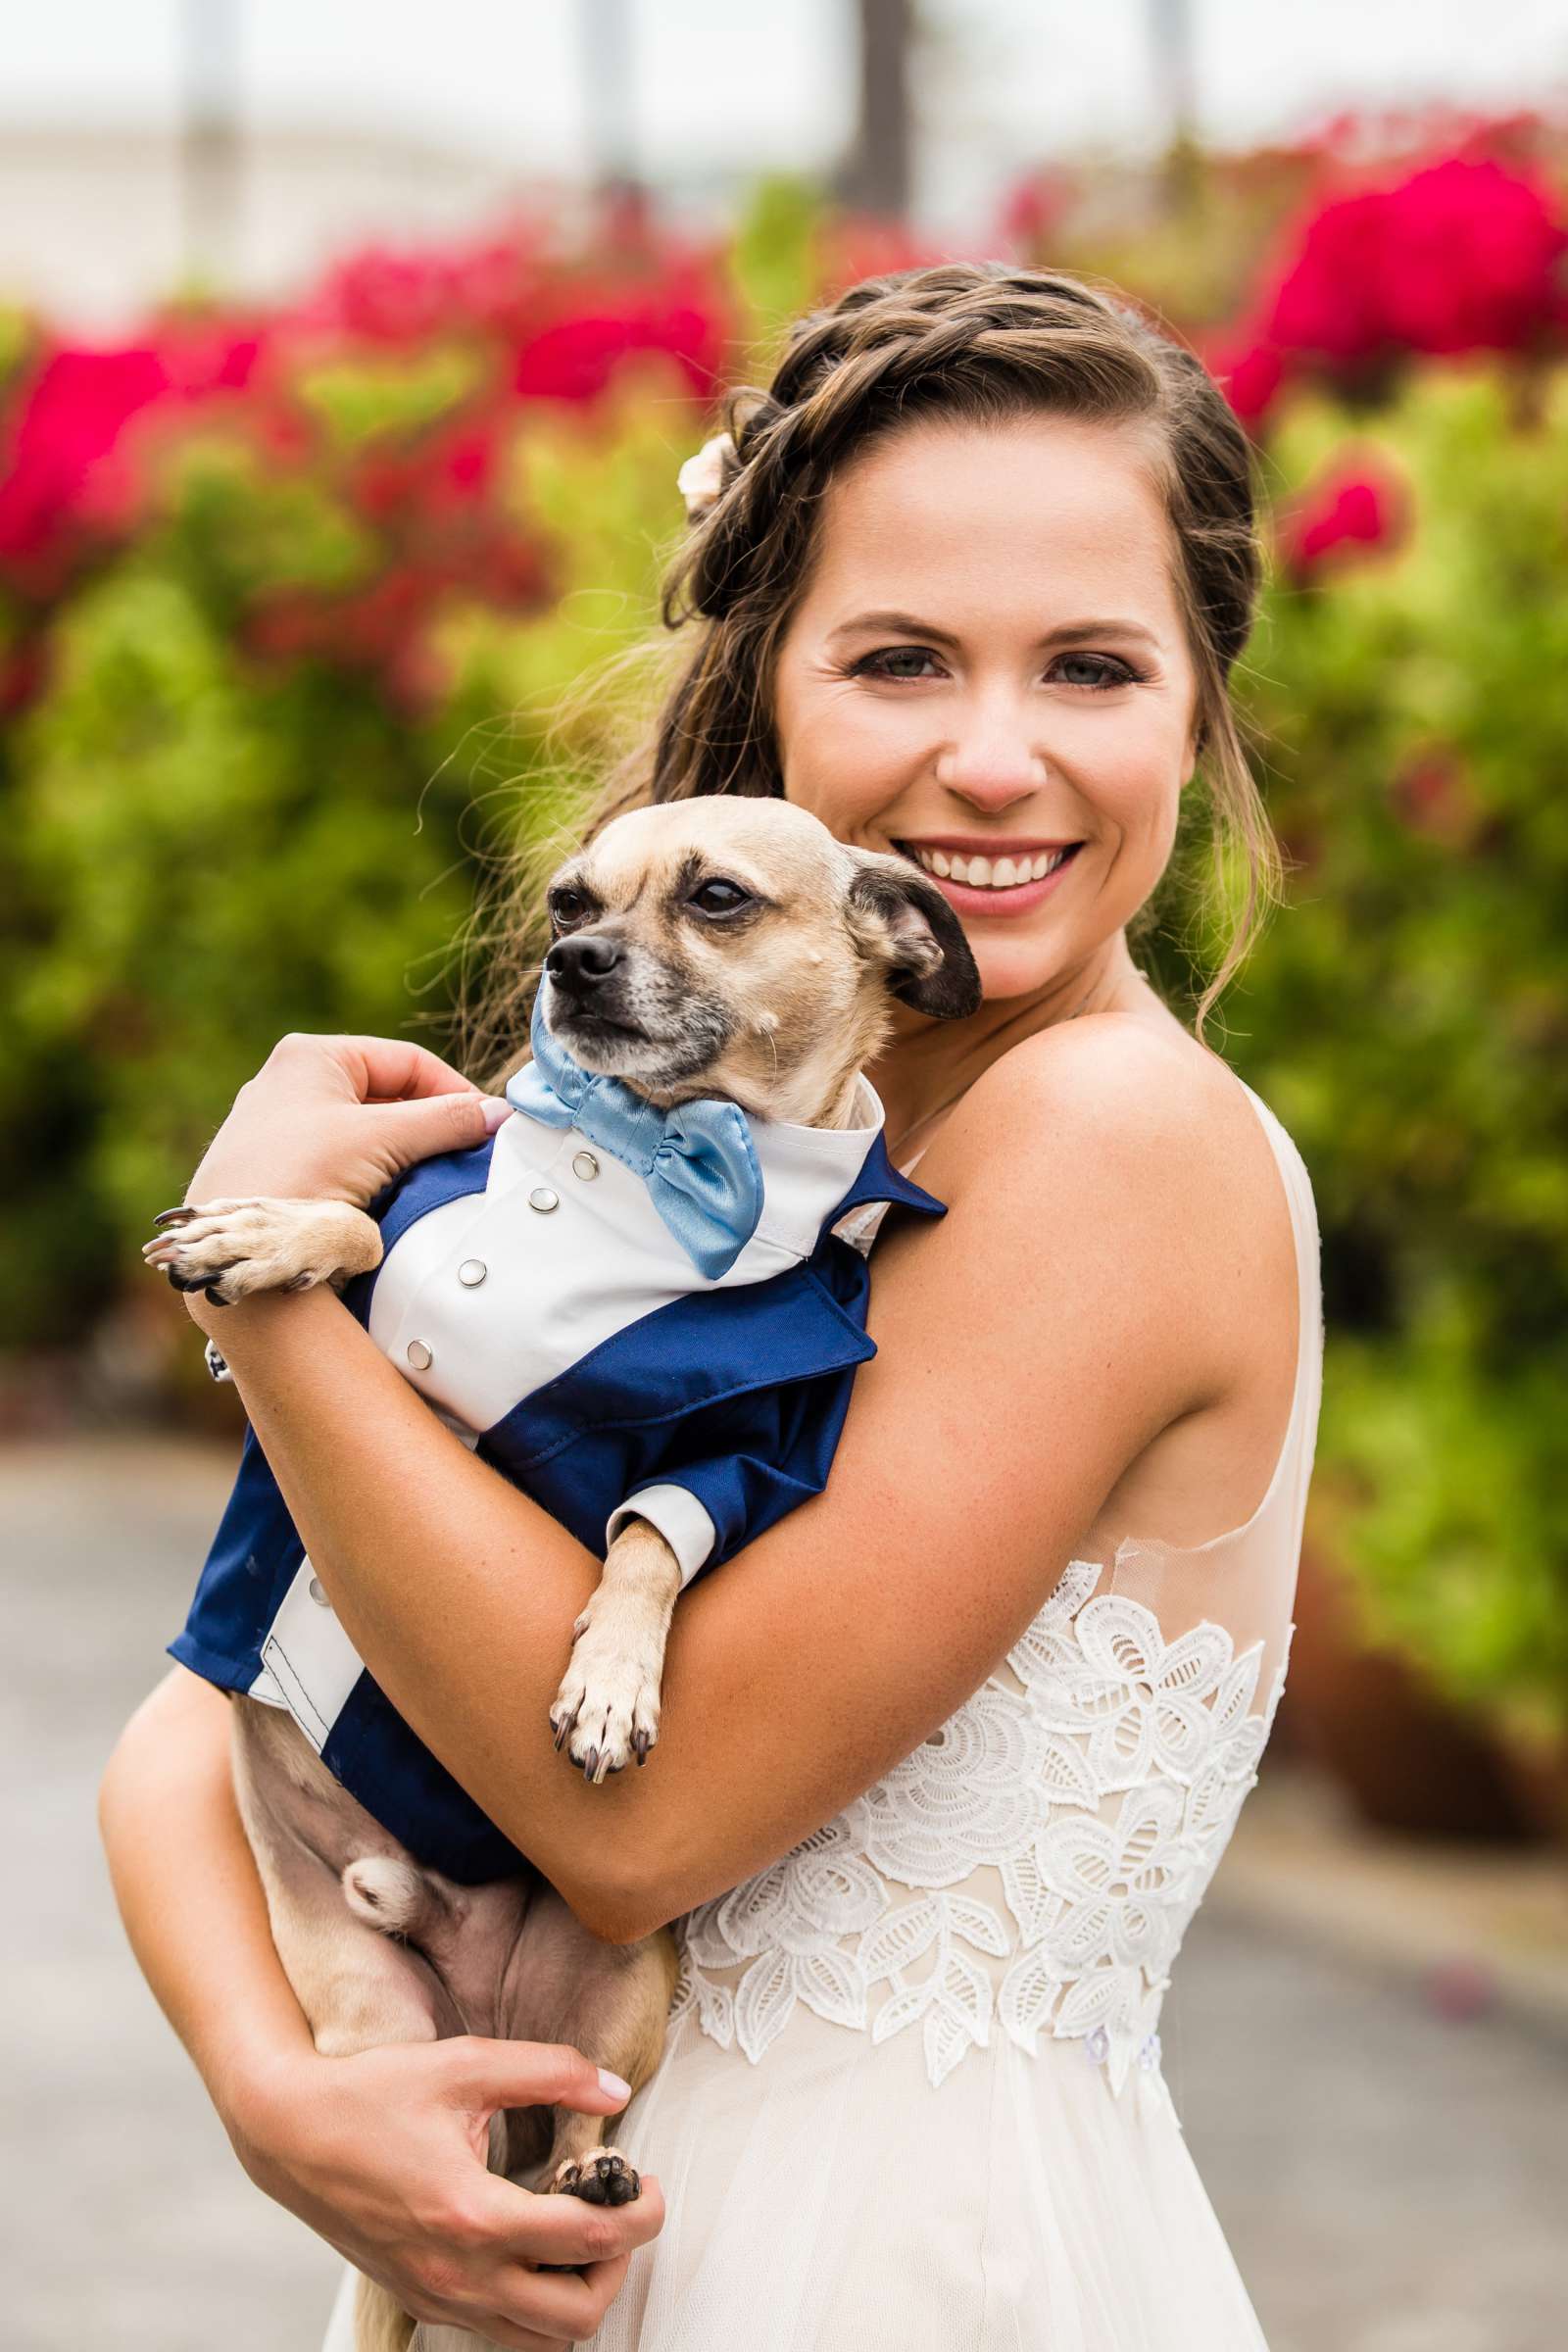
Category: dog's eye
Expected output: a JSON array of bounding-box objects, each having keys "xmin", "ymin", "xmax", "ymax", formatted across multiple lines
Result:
[
  {"xmin": 688, "ymin": 877, "xmax": 753, "ymax": 917},
  {"xmin": 549, "ymin": 887, "xmax": 591, "ymax": 933}
]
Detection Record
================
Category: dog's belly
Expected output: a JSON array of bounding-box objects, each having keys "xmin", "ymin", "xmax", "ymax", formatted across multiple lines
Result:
[{"xmin": 233, "ymin": 1694, "xmax": 540, "ymax": 2034}]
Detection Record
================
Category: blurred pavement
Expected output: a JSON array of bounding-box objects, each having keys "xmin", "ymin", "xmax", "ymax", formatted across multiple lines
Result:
[{"xmin": 4, "ymin": 1436, "xmax": 1565, "ymax": 2351}]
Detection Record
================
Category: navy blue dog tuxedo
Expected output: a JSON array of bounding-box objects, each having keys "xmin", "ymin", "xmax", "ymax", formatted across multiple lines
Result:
[{"xmin": 171, "ymin": 1005, "xmax": 944, "ymax": 1883}]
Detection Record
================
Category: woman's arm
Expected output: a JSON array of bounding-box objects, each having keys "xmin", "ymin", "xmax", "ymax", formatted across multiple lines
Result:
[
  {"xmin": 99, "ymin": 1665, "xmax": 319, "ymax": 2104},
  {"xmin": 171, "ymin": 1012, "xmax": 1258, "ymax": 1944},
  {"xmin": 99, "ymin": 1665, "xmax": 665, "ymax": 2346}
]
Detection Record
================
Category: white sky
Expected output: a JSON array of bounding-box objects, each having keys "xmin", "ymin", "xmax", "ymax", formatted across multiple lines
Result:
[{"xmin": 2, "ymin": 2, "xmax": 1567, "ymax": 226}]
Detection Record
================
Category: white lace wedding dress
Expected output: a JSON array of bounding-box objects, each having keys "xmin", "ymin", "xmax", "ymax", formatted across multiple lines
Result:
[{"xmin": 322, "ymin": 1073, "xmax": 1323, "ymax": 2352}]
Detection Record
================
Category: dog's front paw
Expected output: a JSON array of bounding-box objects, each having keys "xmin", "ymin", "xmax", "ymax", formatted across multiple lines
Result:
[
  {"xmin": 549, "ymin": 1618, "xmax": 662, "ymax": 1786},
  {"xmin": 552, "ymin": 2147, "xmax": 641, "ymax": 2206},
  {"xmin": 141, "ymin": 1198, "xmax": 380, "ymax": 1305}
]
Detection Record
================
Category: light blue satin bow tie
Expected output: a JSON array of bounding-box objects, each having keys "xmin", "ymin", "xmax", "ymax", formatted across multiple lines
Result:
[{"xmin": 505, "ymin": 984, "xmax": 765, "ymax": 1281}]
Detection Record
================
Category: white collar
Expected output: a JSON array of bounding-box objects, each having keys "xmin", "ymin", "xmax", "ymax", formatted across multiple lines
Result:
[
  {"xmin": 748, "ymin": 1073, "xmax": 888, "ymax": 1259},
  {"xmin": 497, "ymin": 1058, "xmax": 891, "ymax": 1269}
]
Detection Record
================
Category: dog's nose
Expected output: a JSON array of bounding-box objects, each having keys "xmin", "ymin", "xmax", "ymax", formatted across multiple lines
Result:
[{"xmin": 546, "ymin": 933, "xmax": 624, "ymax": 992}]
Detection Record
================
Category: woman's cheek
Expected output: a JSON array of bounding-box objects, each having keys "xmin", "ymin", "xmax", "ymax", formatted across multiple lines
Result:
[
  {"xmin": 792, "ymin": 698, "xmax": 926, "ymax": 829},
  {"xmin": 1089, "ymin": 719, "xmax": 1185, "ymax": 829},
  {"xmin": 786, "ymin": 721, "xmax": 903, "ymax": 830}
]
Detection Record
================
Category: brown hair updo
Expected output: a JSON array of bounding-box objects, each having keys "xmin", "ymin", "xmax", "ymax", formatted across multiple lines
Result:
[{"xmin": 464, "ymin": 260, "xmax": 1278, "ymax": 1070}]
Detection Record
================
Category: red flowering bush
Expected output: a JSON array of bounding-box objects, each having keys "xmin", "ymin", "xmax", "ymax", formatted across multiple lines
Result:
[
  {"xmin": 0, "ymin": 334, "xmax": 271, "ymax": 592},
  {"xmin": 0, "ymin": 203, "xmax": 748, "ymax": 1366},
  {"xmin": 1212, "ymin": 153, "xmax": 1568, "ymax": 428},
  {"xmin": 1202, "ymin": 361, "xmax": 1568, "ymax": 1743},
  {"xmin": 1270, "ymin": 156, "xmax": 1568, "ymax": 361},
  {"xmin": 0, "ymin": 214, "xmax": 735, "ymax": 722}
]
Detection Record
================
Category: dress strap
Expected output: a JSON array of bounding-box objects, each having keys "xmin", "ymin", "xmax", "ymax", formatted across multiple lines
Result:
[{"xmin": 1228, "ymin": 1077, "xmax": 1326, "ymax": 1542}]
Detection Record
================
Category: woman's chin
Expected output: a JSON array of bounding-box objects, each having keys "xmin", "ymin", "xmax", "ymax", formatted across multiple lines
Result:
[{"xmin": 970, "ymin": 940, "xmax": 1071, "ymax": 1004}]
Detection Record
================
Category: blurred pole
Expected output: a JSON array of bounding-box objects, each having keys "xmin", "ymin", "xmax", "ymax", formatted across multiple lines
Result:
[
  {"xmin": 579, "ymin": 0, "xmax": 644, "ymax": 220},
  {"xmin": 834, "ymin": 0, "xmax": 914, "ymax": 217},
  {"xmin": 180, "ymin": 0, "xmax": 243, "ymax": 287},
  {"xmin": 1149, "ymin": 0, "xmax": 1200, "ymax": 210}
]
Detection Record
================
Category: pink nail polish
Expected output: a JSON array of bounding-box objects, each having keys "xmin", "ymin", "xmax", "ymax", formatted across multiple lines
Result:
[
  {"xmin": 598, "ymin": 2067, "xmax": 632, "ymax": 2102},
  {"xmin": 479, "ymin": 1097, "xmax": 513, "ymax": 1133}
]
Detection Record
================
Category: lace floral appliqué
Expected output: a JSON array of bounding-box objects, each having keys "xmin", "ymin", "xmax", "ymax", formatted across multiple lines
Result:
[{"xmin": 670, "ymin": 1559, "xmax": 1291, "ymax": 2094}]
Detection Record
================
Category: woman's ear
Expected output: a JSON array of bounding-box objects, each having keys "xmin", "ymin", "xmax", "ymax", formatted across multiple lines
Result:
[{"xmin": 845, "ymin": 855, "xmax": 983, "ymax": 1020}]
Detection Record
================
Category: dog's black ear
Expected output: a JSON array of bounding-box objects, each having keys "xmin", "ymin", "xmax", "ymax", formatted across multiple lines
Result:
[{"xmin": 846, "ymin": 857, "xmax": 983, "ymax": 1021}]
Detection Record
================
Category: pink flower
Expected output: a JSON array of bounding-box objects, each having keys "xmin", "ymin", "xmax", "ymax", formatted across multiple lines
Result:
[
  {"xmin": 512, "ymin": 270, "xmax": 728, "ymax": 404},
  {"xmin": 1256, "ymin": 155, "xmax": 1568, "ymax": 384},
  {"xmin": 996, "ymin": 169, "xmax": 1075, "ymax": 254},
  {"xmin": 1203, "ymin": 334, "xmax": 1287, "ymax": 430},
  {"xmin": 307, "ymin": 242, "xmax": 514, "ymax": 346},
  {"xmin": 1278, "ymin": 451, "xmax": 1411, "ymax": 577},
  {"xmin": 0, "ymin": 346, "xmax": 169, "ymax": 565},
  {"xmin": 0, "ymin": 318, "xmax": 269, "ymax": 583}
]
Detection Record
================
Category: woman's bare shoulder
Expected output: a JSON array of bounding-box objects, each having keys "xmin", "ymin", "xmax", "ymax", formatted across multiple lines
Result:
[
  {"xmin": 940, "ymin": 1007, "xmax": 1258, "ymax": 1190},
  {"xmin": 913, "ymin": 1011, "xmax": 1285, "ymax": 1417}
]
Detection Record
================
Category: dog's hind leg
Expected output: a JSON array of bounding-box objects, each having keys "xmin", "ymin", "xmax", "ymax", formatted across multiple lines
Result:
[
  {"xmin": 496, "ymin": 1885, "xmax": 679, "ymax": 2208},
  {"xmin": 230, "ymin": 1708, "xmax": 455, "ymax": 2058}
]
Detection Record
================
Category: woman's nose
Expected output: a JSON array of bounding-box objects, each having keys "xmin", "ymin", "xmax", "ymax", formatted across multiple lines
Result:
[{"xmin": 934, "ymin": 714, "xmax": 1050, "ymax": 812}]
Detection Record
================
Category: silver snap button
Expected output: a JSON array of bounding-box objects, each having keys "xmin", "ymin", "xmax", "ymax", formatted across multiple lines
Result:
[
  {"xmin": 528, "ymin": 1186, "xmax": 560, "ymax": 1213},
  {"xmin": 458, "ymin": 1258, "xmax": 487, "ymax": 1287},
  {"xmin": 571, "ymin": 1150, "xmax": 600, "ymax": 1181},
  {"xmin": 406, "ymin": 1339, "xmax": 433, "ymax": 1370},
  {"xmin": 308, "ymin": 1576, "xmax": 330, "ymax": 1608}
]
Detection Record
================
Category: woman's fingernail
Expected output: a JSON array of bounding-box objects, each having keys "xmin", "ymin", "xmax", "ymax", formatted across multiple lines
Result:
[
  {"xmin": 479, "ymin": 1097, "xmax": 513, "ymax": 1133},
  {"xmin": 598, "ymin": 2068, "xmax": 632, "ymax": 2102}
]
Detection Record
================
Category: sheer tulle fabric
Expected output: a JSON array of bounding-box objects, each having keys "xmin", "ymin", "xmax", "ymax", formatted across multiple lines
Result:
[{"xmin": 320, "ymin": 1077, "xmax": 1323, "ymax": 2351}]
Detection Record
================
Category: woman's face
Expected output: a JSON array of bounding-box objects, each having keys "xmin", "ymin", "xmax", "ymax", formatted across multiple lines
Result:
[{"xmin": 771, "ymin": 413, "xmax": 1202, "ymax": 1004}]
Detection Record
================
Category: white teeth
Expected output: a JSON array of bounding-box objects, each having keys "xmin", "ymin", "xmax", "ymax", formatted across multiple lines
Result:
[{"xmin": 910, "ymin": 845, "xmax": 1074, "ymax": 889}]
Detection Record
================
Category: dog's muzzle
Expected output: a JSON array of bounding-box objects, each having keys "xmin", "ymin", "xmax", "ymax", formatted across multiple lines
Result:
[
  {"xmin": 542, "ymin": 936, "xmax": 732, "ymax": 1086},
  {"xmin": 544, "ymin": 932, "xmax": 646, "ymax": 1035}
]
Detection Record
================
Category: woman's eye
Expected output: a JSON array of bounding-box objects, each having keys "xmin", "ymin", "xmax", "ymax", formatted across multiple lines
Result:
[
  {"xmin": 689, "ymin": 877, "xmax": 753, "ymax": 916},
  {"xmin": 853, "ymin": 647, "xmax": 1141, "ymax": 689},
  {"xmin": 852, "ymin": 647, "xmax": 941, "ymax": 682},
  {"xmin": 1054, "ymin": 652, "xmax": 1139, "ymax": 690}
]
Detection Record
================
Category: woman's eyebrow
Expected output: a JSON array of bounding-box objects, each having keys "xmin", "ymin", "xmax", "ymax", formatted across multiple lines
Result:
[{"xmin": 825, "ymin": 609, "xmax": 1161, "ymax": 650}]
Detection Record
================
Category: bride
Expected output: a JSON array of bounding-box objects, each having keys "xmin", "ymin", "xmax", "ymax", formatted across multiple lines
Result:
[{"xmin": 100, "ymin": 262, "xmax": 1323, "ymax": 2349}]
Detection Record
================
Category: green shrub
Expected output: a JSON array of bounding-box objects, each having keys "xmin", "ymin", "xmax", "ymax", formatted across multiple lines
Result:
[{"xmin": 1226, "ymin": 365, "xmax": 1568, "ymax": 1735}]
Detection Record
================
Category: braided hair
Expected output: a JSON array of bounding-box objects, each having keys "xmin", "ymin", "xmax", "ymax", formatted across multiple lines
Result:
[{"xmin": 464, "ymin": 262, "xmax": 1279, "ymax": 1068}]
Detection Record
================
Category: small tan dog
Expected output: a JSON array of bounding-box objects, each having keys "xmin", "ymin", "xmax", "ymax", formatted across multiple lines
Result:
[{"xmin": 148, "ymin": 799, "xmax": 978, "ymax": 2351}]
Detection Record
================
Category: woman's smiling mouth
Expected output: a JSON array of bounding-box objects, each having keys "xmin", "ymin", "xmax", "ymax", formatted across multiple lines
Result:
[{"xmin": 896, "ymin": 836, "xmax": 1085, "ymax": 914}]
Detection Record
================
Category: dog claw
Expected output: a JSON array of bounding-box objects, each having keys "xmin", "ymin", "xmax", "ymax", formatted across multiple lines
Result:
[
  {"xmin": 634, "ymin": 1730, "xmax": 651, "ymax": 1765},
  {"xmin": 552, "ymin": 1701, "xmax": 580, "ymax": 1752},
  {"xmin": 556, "ymin": 2150, "xmax": 640, "ymax": 2207},
  {"xmin": 582, "ymin": 1745, "xmax": 600, "ymax": 1782},
  {"xmin": 152, "ymin": 1206, "xmax": 196, "ymax": 1228}
]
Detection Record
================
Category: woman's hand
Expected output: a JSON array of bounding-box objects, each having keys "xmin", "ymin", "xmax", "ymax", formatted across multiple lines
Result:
[
  {"xmin": 232, "ymin": 2033, "xmax": 664, "ymax": 2348},
  {"xmin": 180, "ymin": 1033, "xmax": 513, "ymax": 1213}
]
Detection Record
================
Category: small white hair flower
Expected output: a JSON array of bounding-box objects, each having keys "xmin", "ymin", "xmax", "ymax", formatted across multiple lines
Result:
[{"xmin": 676, "ymin": 429, "xmax": 736, "ymax": 520}]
